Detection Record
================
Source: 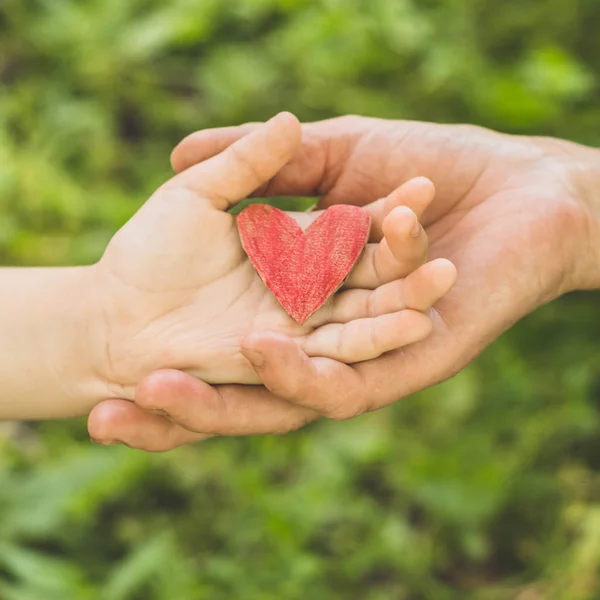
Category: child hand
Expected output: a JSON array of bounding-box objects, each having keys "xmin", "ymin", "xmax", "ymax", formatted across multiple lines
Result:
[{"xmin": 91, "ymin": 113, "xmax": 455, "ymax": 404}]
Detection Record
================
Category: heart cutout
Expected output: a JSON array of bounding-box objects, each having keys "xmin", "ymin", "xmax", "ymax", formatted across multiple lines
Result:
[{"xmin": 237, "ymin": 204, "xmax": 371, "ymax": 324}]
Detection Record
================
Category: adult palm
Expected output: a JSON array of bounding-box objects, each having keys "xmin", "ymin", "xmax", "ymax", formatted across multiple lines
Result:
[{"xmin": 89, "ymin": 116, "xmax": 600, "ymax": 450}]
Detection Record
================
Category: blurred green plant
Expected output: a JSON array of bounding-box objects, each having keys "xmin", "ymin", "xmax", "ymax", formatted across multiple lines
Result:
[{"xmin": 1, "ymin": 1, "xmax": 599, "ymax": 598}]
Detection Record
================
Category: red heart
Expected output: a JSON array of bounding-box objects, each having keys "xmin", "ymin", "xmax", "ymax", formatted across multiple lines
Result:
[{"xmin": 237, "ymin": 204, "xmax": 371, "ymax": 324}]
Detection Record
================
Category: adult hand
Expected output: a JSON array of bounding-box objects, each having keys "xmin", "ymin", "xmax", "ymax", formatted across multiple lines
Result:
[{"xmin": 89, "ymin": 116, "xmax": 600, "ymax": 450}]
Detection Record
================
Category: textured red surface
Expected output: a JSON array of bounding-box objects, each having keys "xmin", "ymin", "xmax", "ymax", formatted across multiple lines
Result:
[{"xmin": 237, "ymin": 204, "xmax": 371, "ymax": 324}]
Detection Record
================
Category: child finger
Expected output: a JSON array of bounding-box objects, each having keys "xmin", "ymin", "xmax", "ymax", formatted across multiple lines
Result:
[
  {"xmin": 345, "ymin": 206, "xmax": 428, "ymax": 289},
  {"xmin": 166, "ymin": 112, "xmax": 301, "ymax": 211},
  {"xmin": 299, "ymin": 310, "xmax": 432, "ymax": 364},
  {"xmin": 365, "ymin": 176, "xmax": 435, "ymax": 241},
  {"xmin": 171, "ymin": 123, "xmax": 261, "ymax": 173},
  {"xmin": 383, "ymin": 205, "xmax": 428, "ymax": 265},
  {"xmin": 310, "ymin": 257, "xmax": 456, "ymax": 326},
  {"xmin": 400, "ymin": 258, "xmax": 457, "ymax": 312}
]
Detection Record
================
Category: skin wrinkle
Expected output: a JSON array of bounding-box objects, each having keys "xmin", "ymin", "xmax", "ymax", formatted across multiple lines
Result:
[
  {"xmin": 336, "ymin": 320, "xmax": 349, "ymax": 362},
  {"xmin": 196, "ymin": 258, "xmax": 257, "ymax": 329},
  {"xmin": 322, "ymin": 116, "xmax": 370, "ymax": 185},
  {"xmin": 247, "ymin": 276, "xmax": 292, "ymax": 336},
  {"xmin": 497, "ymin": 184, "xmax": 576, "ymax": 301},
  {"xmin": 304, "ymin": 127, "xmax": 333, "ymax": 197},
  {"xmin": 264, "ymin": 350, "xmax": 302, "ymax": 401},
  {"xmin": 424, "ymin": 127, "xmax": 486, "ymax": 214},
  {"xmin": 425, "ymin": 216, "xmax": 519, "ymax": 342},
  {"xmin": 451, "ymin": 139, "xmax": 490, "ymax": 210},
  {"xmin": 331, "ymin": 379, "xmax": 364, "ymax": 420},
  {"xmin": 412, "ymin": 188, "xmax": 528, "ymax": 378},
  {"xmin": 261, "ymin": 394, "xmax": 317, "ymax": 435},
  {"xmin": 368, "ymin": 317, "xmax": 378, "ymax": 363},
  {"xmin": 349, "ymin": 134, "xmax": 390, "ymax": 200},
  {"xmin": 366, "ymin": 283, "xmax": 378, "ymax": 318},
  {"xmin": 381, "ymin": 122, "xmax": 423, "ymax": 189},
  {"xmin": 369, "ymin": 237, "xmax": 385, "ymax": 284},
  {"xmin": 198, "ymin": 385, "xmax": 230, "ymax": 433},
  {"xmin": 107, "ymin": 205, "xmax": 238, "ymax": 294},
  {"xmin": 425, "ymin": 152, "xmax": 520, "ymax": 254},
  {"xmin": 291, "ymin": 358, "xmax": 314, "ymax": 402},
  {"xmin": 405, "ymin": 126, "xmax": 451, "ymax": 202},
  {"xmin": 102, "ymin": 241, "xmax": 210, "ymax": 296},
  {"xmin": 534, "ymin": 148, "xmax": 600, "ymax": 291},
  {"xmin": 318, "ymin": 132, "xmax": 338, "ymax": 197},
  {"xmin": 179, "ymin": 182, "xmax": 232, "ymax": 210},
  {"xmin": 94, "ymin": 264, "xmax": 151, "ymax": 400},
  {"xmin": 228, "ymin": 144, "xmax": 270, "ymax": 201},
  {"xmin": 320, "ymin": 120, "xmax": 369, "ymax": 204},
  {"xmin": 101, "ymin": 256, "xmax": 255, "ymax": 394}
]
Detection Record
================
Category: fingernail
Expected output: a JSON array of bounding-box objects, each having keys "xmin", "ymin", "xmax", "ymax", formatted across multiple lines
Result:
[
  {"xmin": 242, "ymin": 348, "xmax": 266, "ymax": 368},
  {"xmin": 90, "ymin": 437, "xmax": 121, "ymax": 446},
  {"xmin": 150, "ymin": 408, "xmax": 169, "ymax": 417},
  {"xmin": 411, "ymin": 219, "xmax": 421, "ymax": 237}
]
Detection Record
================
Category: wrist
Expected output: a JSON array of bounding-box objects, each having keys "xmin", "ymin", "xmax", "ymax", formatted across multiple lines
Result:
[
  {"xmin": 0, "ymin": 266, "xmax": 106, "ymax": 420},
  {"xmin": 562, "ymin": 143, "xmax": 600, "ymax": 290},
  {"xmin": 52, "ymin": 266, "xmax": 110, "ymax": 416},
  {"xmin": 534, "ymin": 137, "xmax": 600, "ymax": 292}
]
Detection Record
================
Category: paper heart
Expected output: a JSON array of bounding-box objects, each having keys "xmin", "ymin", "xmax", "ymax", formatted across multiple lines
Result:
[{"xmin": 237, "ymin": 204, "xmax": 371, "ymax": 324}]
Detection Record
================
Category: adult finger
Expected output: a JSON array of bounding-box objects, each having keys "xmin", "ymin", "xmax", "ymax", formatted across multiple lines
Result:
[
  {"xmin": 88, "ymin": 399, "xmax": 210, "ymax": 452},
  {"xmin": 241, "ymin": 315, "xmax": 459, "ymax": 421},
  {"xmin": 133, "ymin": 369, "xmax": 318, "ymax": 437},
  {"xmin": 299, "ymin": 310, "xmax": 432, "ymax": 364},
  {"xmin": 241, "ymin": 333, "xmax": 369, "ymax": 421}
]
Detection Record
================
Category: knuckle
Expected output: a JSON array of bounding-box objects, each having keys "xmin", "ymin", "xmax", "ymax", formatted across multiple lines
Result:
[
  {"xmin": 325, "ymin": 399, "xmax": 364, "ymax": 421},
  {"xmin": 291, "ymin": 410, "xmax": 320, "ymax": 431},
  {"xmin": 135, "ymin": 370, "xmax": 176, "ymax": 409},
  {"xmin": 365, "ymin": 290, "xmax": 377, "ymax": 318},
  {"xmin": 269, "ymin": 376, "xmax": 306, "ymax": 401},
  {"xmin": 368, "ymin": 319, "xmax": 379, "ymax": 354},
  {"xmin": 229, "ymin": 143, "xmax": 263, "ymax": 182},
  {"xmin": 414, "ymin": 312, "xmax": 434, "ymax": 340},
  {"xmin": 370, "ymin": 247, "xmax": 383, "ymax": 284},
  {"xmin": 269, "ymin": 418, "xmax": 304, "ymax": 435},
  {"xmin": 137, "ymin": 389, "xmax": 172, "ymax": 417}
]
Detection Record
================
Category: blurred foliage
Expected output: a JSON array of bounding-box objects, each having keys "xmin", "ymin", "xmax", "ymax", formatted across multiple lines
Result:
[{"xmin": 1, "ymin": 0, "xmax": 600, "ymax": 598}]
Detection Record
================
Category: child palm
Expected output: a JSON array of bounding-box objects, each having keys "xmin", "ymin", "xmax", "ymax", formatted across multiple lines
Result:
[{"xmin": 94, "ymin": 113, "xmax": 452, "ymax": 399}]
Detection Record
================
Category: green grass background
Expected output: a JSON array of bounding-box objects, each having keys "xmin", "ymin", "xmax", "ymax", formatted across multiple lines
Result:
[{"xmin": 1, "ymin": 1, "xmax": 600, "ymax": 598}]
